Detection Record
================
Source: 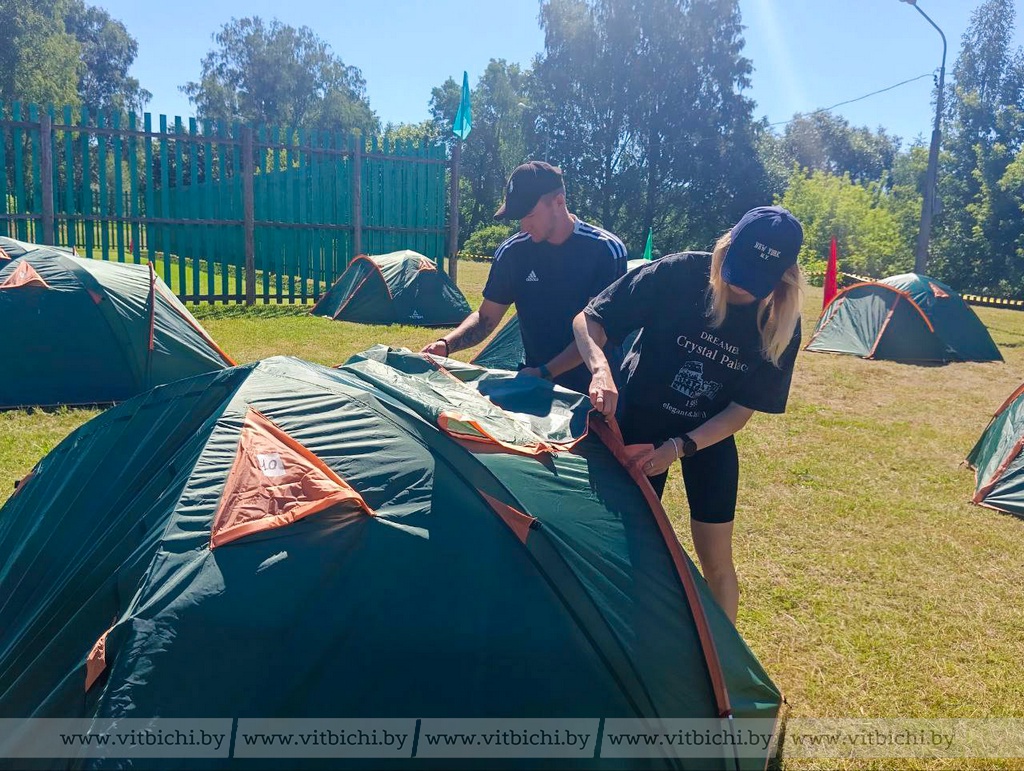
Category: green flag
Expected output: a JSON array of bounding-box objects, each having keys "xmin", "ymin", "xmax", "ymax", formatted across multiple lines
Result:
[
  {"xmin": 643, "ymin": 228, "xmax": 653, "ymax": 261},
  {"xmin": 453, "ymin": 71, "xmax": 472, "ymax": 140}
]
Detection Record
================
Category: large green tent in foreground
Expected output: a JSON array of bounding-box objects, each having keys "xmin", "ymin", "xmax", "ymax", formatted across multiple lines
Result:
[
  {"xmin": 0, "ymin": 251, "xmax": 234, "ymax": 409},
  {"xmin": 0, "ymin": 349, "xmax": 780, "ymax": 770},
  {"xmin": 968, "ymin": 381, "xmax": 1024, "ymax": 517},
  {"xmin": 311, "ymin": 250, "xmax": 471, "ymax": 326},
  {"xmin": 805, "ymin": 273, "xmax": 1001, "ymax": 363}
]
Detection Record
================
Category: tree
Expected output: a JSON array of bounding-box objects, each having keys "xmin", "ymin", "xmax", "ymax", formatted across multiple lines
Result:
[
  {"xmin": 0, "ymin": 0, "xmax": 81, "ymax": 107},
  {"xmin": 531, "ymin": 0, "xmax": 767, "ymax": 254},
  {"xmin": 779, "ymin": 168, "xmax": 918, "ymax": 278},
  {"xmin": 181, "ymin": 17, "xmax": 379, "ymax": 135},
  {"xmin": 755, "ymin": 123, "xmax": 795, "ymax": 201},
  {"xmin": 65, "ymin": 0, "xmax": 150, "ymax": 114},
  {"xmin": 382, "ymin": 120, "xmax": 440, "ymax": 146},
  {"xmin": 932, "ymin": 0, "xmax": 1024, "ymax": 294},
  {"xmin": 781, "ymin": 112, "xmax": 902, "ymax": 183}
]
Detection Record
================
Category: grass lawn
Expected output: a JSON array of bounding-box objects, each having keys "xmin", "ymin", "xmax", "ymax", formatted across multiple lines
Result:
[{"xmin": 2, "ymin": 258, "xmax": 1023, "ymax": 769}]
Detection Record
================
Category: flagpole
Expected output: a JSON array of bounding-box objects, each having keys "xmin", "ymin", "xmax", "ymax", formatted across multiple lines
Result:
[
  {"xmin": 448, "ymin": 70, "xmax": 471, "ymax": 285},
  {"xmin": 448, "ymin": 139, "xmax": 461, "ymax": 284}
]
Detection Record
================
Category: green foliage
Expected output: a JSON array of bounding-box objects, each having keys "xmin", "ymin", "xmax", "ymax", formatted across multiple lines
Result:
[
  {"xmin": 530, "ymin": 0, "xmax": 769, "ymax": 255},
  {"xmin": 0, "ymin": 0, "xmax": 147, "ymax": 114},
  {"xmin": 181, "ymin": 17, "xmax": 379, "ymax": 135},
  {"xmin": 0, "ymin": 0, "xmax": 81, "ymax": 107},
  {"xmin": 932, "ymin": 0, "xmax": 1024, "ymax": 295},
  {"xmin": 382, "ymin": 120, "xmax": 440, "ymax": 146},
  {"xmin": 462, "ymin": 223, "xmax": 516, "ymax": 257},
  {"xmin": 754, "ymin": 125, "xmax": 793, "ymax": 202},
  {"xmin": 64, "ymin": 0, "xmax": 149, "ymax": 113},
  {"xmin": 779, "ymin": 167, "xmax": 919, "ymax": 278},
  {"xmin": 781, "ymin": 112, "xmax": 902, "ymax": 183}
]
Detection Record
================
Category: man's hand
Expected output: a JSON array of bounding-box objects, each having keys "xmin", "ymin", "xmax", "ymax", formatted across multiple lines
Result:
[
  {"xmin": 517, "ymin": 367, "xmax": 544, "ymax": 379},
  {"xmin": 588, "ymin": 367, "xmax": 618, "ymax": 417},
  {"xmin": 421, "ymin": 339, "xmax": 450, "ymax": 357}
]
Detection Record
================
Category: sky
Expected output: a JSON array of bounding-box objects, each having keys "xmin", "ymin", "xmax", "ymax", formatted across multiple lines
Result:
[{"xmin": 94, "ymin": 0, "xmax": 1024, "ymax": 146}]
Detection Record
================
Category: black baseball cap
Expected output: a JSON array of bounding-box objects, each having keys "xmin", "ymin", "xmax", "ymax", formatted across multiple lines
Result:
[
  {"xmin": 493, "ymin": 161, "xmax": 565, "ymax": 220},
  {"xmin": 721, "ymin": 206, "xmax": 803, "ymax": 299}
]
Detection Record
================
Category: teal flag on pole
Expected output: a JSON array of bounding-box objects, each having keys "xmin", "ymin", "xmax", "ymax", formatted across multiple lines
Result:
[
  {"xmin": 642, "ymin": 228, "xmax": 653, "ymax": 261},
  {"xmin": 453, "ymin": 71, "xmax": 472, "ymax": 140}
]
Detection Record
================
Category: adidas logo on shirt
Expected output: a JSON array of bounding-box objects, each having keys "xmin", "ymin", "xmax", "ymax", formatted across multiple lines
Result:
[{"xmin": 526, "ymin": 270, "xmax": 540, "ymax": 282}]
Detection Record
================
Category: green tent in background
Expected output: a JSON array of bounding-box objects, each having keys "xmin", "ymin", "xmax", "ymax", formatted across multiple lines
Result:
[
  {"xmin": 0, "ymin": 251, "xmax": 234, "ymax": 409},
  {"xmin": 471, "ymin": 257, "xmax": 659, "ymax": 373},
  {"xmin": 967, "ymin": 381, "xmax": 1024, "ymax": 517},
  {"xmin": 805, "ymin": 273, "xmax": 1002, "ymax": 363},
  {"xmin": 0, "ymin": 349, "xmax": 781, "ymax": 770},
  {"xmin": 311, "ymin": 250, "xmax": 471, "ymax": 326}
]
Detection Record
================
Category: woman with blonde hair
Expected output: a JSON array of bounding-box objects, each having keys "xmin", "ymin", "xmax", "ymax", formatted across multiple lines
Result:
[{"xmin": 572, "ymin": 206, "xmax": 804, "ymax": 623}]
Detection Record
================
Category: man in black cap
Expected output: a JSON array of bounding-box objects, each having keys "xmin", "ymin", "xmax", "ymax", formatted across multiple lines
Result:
[{"xmin": 421, "ymin": 161, "xmax": 627, "ymax": 392}]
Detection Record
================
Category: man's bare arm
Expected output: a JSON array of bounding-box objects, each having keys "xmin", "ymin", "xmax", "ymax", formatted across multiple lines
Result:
[{"xmin": 421, "ymin": 299, "xmax": 509, "ymax": 356}]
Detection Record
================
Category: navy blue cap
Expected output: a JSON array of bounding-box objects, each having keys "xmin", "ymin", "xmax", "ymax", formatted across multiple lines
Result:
[{"xmin": 721, "ymin": 206, "xmax": 803, "ymax": 299}]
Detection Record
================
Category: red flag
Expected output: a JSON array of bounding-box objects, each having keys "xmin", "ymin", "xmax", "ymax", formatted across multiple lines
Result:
[{"xmin": 823, "ymin": 236, "xmax": 839, "ymax": 308}]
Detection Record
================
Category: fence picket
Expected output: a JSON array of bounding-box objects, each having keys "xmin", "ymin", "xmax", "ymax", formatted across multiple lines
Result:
[
  {"xmin": 1, "ymin": 102, "xmax": 450, "ymax": 303},
  {"xmin": 128, "ymin": 113, "xmax": 141, "ymax": 263},
  {"xmin": 112, "ymin": 112, "xmax": 124, "ymax": 261}
]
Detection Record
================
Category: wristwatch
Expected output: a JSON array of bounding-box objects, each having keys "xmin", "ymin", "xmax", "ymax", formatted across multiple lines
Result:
[
  {"xmin": 538, "ymin": 363, "xmax": 553, "ymax": 380},
  {"xmin": 678, "ymin": 434, "xmax": 698, "ymax": 458}
]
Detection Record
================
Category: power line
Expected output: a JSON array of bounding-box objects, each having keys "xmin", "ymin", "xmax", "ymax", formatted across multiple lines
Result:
[{"xmin": 767, "ymin": 72, "xmax": 936, "ymax": 128}]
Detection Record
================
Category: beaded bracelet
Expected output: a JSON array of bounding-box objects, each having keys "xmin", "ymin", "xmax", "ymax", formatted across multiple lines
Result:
[{"xmin": 670, "ymin": 436, "xmax": 682, "ymax": 459}]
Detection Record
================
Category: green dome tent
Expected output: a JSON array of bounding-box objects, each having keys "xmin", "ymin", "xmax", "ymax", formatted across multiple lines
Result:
[
  {"xmin": 0, "ymin": 236, "xmax": 75, "ymax": 261},
  {"xmin": 967, "ymin": 382, "xmax": 1024, "ymax": 517},
  {"xmin": 311, "ymin": 250, "xmax": 471, "ymax": 326},
  {"xmin": 472, "ymin": 256, "xmax": 662, "ymax": 373},
  {"xmin": 805, "ymin": 273, "xmax": 1002, "ymax": 363},
  {"xmin": 0, "ymin": 349, "xmax": 782, "ymax": 770},
  {"xmin": 0, "ymin": 251, "xmax": 234, "ymax": 408}
]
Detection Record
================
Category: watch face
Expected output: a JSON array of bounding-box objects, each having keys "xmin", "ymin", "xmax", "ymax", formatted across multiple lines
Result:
[{"xmin": 682, "ymin": 436, "xmax": 698, "ymax": 457}]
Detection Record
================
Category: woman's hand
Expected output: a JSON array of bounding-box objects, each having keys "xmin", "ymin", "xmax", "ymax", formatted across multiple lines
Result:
[
  {"xmin": 588, "ymin": 368, "xmax": 618, "ymax": 417},
  {"xmin": 633, "ymin": 441, "xmax": 678, "ymax": 477}
]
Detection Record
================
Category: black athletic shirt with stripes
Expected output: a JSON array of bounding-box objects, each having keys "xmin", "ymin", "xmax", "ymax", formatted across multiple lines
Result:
[{"xmin": 484, "ymin": 218, "xmax": 627, "ymax": 392}]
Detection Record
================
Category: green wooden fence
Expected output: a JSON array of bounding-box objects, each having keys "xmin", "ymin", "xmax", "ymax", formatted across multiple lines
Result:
[{"xmin": 0, "ymin": 102, "xmax": 451, "ymax": 303}]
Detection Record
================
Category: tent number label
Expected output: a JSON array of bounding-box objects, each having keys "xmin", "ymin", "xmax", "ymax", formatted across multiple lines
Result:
[{"xmin": 257, "ymin": 453, "xmax": 286, "ymax": 478}]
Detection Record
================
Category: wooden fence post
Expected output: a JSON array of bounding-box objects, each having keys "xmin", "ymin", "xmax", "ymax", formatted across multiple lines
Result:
[
  {"xmin": 39, "ymin": 112, "xmax": 55, "ymax": 245},
  {"xmin": 447, "ymin": 140, "xmax": 461, "ymax": 283},
  {"xmin": 352, "ymin": 136, "xmax": 362, "ymax": 257},
  {"xmin": 243, "ymin": 127, "xmax": 255, "ymax": 306}
]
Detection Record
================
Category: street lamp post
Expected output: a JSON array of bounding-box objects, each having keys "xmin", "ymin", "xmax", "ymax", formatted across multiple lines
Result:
[{"xmin": 900, "ymin": 0, "xmax": 947, "ymax": 275}]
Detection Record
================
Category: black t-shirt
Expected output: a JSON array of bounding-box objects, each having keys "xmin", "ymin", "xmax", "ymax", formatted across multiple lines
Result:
[
  {"xmin": 484, "ymin": 219, "xmax": 627, "ymax": 392},
  {"xmin": 584, "ymin": 252, "xmax": 800, "ymax": 443}
]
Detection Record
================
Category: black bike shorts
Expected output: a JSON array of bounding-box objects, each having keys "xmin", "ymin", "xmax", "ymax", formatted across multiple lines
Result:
[{"xmin": 646, "ymin": 435, "xmax": 739, "ymax": 524}]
